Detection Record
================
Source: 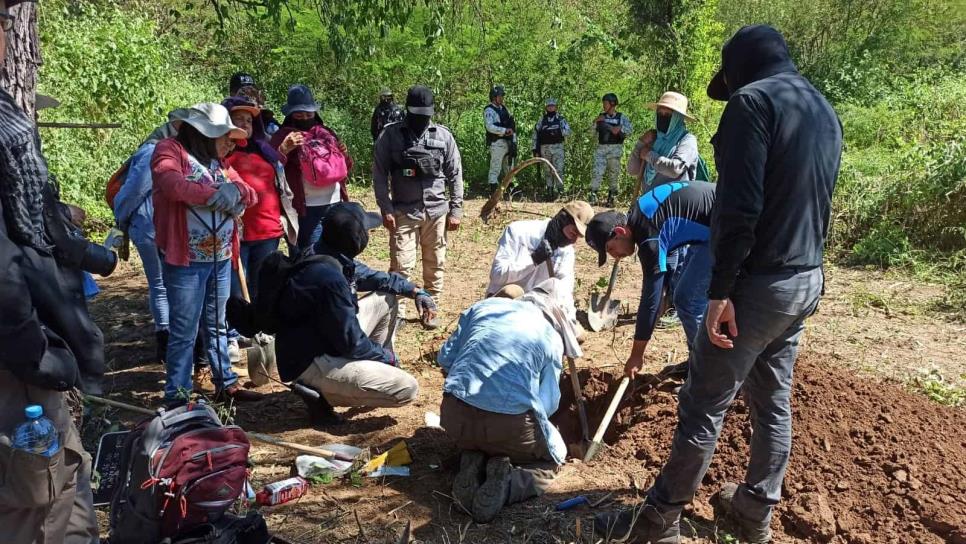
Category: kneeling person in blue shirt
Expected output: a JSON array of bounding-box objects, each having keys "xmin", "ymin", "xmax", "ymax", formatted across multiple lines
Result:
[
  {"xmin": 438, "ymin": 279, "xmax": 582, "ymax": 523},
  {"xmin": 586, "ymin": 181, "xmax": 716, "ymax": 379}
]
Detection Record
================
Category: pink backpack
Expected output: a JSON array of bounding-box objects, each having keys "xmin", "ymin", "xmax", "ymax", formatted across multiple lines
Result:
[{"xmin": 299, "ymin": 125, "xmax": 348, "ymax": 187}]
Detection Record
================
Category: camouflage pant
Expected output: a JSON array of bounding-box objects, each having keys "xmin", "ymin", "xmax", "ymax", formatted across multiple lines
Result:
[
  {"xmin": 539, "ymin": 143, "xmax": 565, "ymax": 191},
  {"xmin": 488, "ymin": 139, "xmax": 511, "ymax": 186},
  {"xmin": 591, "ymin": 144, "xmax": 623, "ymax": 192}
]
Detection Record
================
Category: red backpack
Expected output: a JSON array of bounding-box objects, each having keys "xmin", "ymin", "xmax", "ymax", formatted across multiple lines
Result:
[
  {"xmin": 299, "ymin": 125, "xmax": 348, "ymax": 187},
  {"xmin": 109, "ymin": 403, "xmax": 251, "ymax": 543}
]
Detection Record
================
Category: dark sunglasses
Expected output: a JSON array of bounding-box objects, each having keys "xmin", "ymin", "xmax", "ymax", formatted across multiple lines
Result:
[{"xmin": 1, "ymin": 12, "xmax": 14, "ymax": 32}]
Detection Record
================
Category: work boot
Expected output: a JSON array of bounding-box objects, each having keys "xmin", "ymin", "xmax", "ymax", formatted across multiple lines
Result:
[
  {"xmin": 216, "ymin": 384, "xmax": 263, "ymax": 403},
  {"xmin": 589, "ymin": 191, "xmax": 599, "ymax": 205},
  {"xmin": 605, "ymin": 190, "xmax": 616, "ymax": 208},
  {"xmin": 292, "ymin": 381, "xmax": 344, "ymax": 427},
  {"xmin": 452, "ymin": 450, "xmax": 486, "ymax": 513},
  {"xmin": 471, "ymin": 456, "xmax": 512, "ymax": 523},
  {"xmin": 711, "ymin": 483, "xmax": 773, "ymax": 543},
  {"xmin": 155, "ymin": 329, "xmax": 169, "ymax": 365},
  {"xmin": 593, "ymin": 503, "xmax": 680, "ymax": 543}
]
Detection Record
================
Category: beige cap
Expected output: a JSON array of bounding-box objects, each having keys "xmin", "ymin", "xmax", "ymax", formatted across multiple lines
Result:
[
  {"xmin": 646, "ymin": 91, "xmax": 696, "ymax": 122},
  {"xmin": 562, "ymin": 200, "xmax": 594, "ymax": 236},
  {"xmin": 493, "ymin": 284, "xmax": 525, "ymax": 300}
]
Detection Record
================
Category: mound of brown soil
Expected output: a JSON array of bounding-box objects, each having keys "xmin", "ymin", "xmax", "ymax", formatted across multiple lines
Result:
[{"xmin": 551, "ymin": 356, "xmax": 966, "ymax": 543}]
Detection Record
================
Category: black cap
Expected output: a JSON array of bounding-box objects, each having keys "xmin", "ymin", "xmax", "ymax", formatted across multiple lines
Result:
[
  {"xmin": 406, "ymin": 85, "xmax": 435, "ymax": 116},
  {"xmin": 317, "ymin": 202, "xmax": 382, "ymax": 259},
  {"xmin": 602, "ymin": 92, "xmax": 618, "ymax": 105},
  {"xmin": 585, "ymin": 211, "xmax": 627, "ymax": 267},
  {"xmin": 230, "ymin": 72, "xmax": 257, "ymax": 95},
  {"xmin": 489, "ymin": 85, "xmax": 506, "ymax": 100}
]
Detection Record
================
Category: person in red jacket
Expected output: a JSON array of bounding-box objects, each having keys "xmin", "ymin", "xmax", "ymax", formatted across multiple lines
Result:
[
  {"xmin": 152, "ymin": 102, "xmax": 262, "ymax": 406},
  {"xmin": 221, "ymin": 96, "xmax": 298, "ymax": 299},
  {"xmin": 269, "ymin": 85, "xmax": 351, "ymax": 251}
]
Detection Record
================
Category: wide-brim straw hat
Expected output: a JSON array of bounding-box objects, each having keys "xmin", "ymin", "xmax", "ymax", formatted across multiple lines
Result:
[
  {"xmin": 646, "ymin": 91, "xmax": 696, "ymax": 122},
  {"xmin": 168, "ymin": 103, "xmax": 248, "ymax": 140}
]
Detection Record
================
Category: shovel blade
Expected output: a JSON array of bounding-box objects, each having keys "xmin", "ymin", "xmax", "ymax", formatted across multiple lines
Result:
[{"xmin": 587, "ymin": 293, "xmax": 621, "ymax": 332}]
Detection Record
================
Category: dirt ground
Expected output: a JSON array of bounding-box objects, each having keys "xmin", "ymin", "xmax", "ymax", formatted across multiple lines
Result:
[{"xmin": 87, "ymin": 197, "xmax": 966, "ymax": 543}]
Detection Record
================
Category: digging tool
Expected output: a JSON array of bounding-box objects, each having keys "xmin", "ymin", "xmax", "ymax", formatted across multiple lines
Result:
[
  {"xmin": 587, "ymin": 259, "xmax": 621, "ymax": 332},
  {"xmin": 480, "ymin": 157, "xmax": 562, "ymax": 222},
  {"xmin": 84, "ymin": 395, "xmax": 357, "ymax": 461},
  {"xmin": 583, "ymin": 376, "xmax": 630, "ymax": 462}
]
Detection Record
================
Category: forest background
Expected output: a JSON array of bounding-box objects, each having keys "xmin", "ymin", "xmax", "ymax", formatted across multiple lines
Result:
[{"xmin": 31, "ymin": 0, "xmax": 966, "ymax": 312}]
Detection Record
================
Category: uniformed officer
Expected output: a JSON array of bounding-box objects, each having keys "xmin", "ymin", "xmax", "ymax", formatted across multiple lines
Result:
[
  {"xmin": 484, "ymin": 85, "xmax": 516, "ymax": 190},
  {"xmin": 373, "ymin": 85, "xmax": 464, "ymax": 329},
  {"xmin": 371, "ymin": 88, "xmax": 405, "ymax": 142},
  {"xmin": 590, "ymin": 92, "xmax": 633, "ymax": 207},
  {"xmin": 532, "ymin": 97, "xmax": 571, "ymax": 200}
]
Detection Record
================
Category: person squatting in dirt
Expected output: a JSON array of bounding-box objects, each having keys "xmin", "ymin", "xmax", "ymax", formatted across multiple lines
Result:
[
  {"xmin": 485, "ymin": 200, "xmax": 593, "ymax": 339},
  {"xmin": 0, "ymin": 0, "xmax": 105, "ymax": 539},
  {"xmin": 229, "ymin": 202, "xmax": 437, "ymax": 426},
  {"xmin": 593, "ymin": 25, "xmax": 842, "ymax": 544},
  {"xmin": 437, "ymin": 279, "xmax": 582, "ymax": 523},
  {"xmin": 373, "ymin": 85, "xmax": 464, "ymax": 329},
  {"xmin": 585, "ymin": 179, "xmax": 717, "ymax": 382}
]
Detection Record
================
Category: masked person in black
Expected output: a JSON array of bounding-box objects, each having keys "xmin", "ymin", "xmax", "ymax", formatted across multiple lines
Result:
[
  {"xmin": 595, "ymin": 25, "xmax": 842, "ymax": 544},
  {"xmin": 0, "ymin": 1, "xmax": 104, "ymax": 539},
  {"xmin": 370, "ymin": 88, "xmax": 405, "ymax": 142},
  {"xmin": 373, "ymin": 85, "xmax": 464, "ymax": 329}
]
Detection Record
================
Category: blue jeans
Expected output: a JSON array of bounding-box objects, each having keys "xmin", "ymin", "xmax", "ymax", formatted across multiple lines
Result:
[
  {"xmin": 671, "ymin": 244, "xmax": 711, "ymax": 351},
  {"xmin": 297, "ymin": 204, "xmax": 335, "ymax": 251},
  {"xmin": 130, "ymin": 222, "xmax": 169, "ymax": 331},
  {"xmin": 231, "ymin": 238, "xmax": 281, "ymax": 299},
  {"xmin": 162, "ymin": 260, "xmax": 238, "ymax": 401},
  {"xmin": 648, "ymin": 268, "xmax": 823, "ymax": 525},
  {"xmin": 665, "ymin": 246, "xmax": 688, "ymax": 300}
]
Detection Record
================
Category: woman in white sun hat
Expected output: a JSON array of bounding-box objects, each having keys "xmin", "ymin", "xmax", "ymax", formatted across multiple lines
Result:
[{"xmin": 627, "ymin": 91, "xmax": 702, "ymax": 189}]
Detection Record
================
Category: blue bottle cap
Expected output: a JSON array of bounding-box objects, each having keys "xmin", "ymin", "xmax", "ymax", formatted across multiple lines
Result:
[{"xmin": 25, "ymin": 405, "xmax": 43, "ymax": 419}]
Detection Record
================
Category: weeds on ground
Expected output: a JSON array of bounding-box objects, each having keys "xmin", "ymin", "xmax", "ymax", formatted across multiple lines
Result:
[{"xmin": 911, "ymin": 370, "xmax": 966, "ymax": 407}]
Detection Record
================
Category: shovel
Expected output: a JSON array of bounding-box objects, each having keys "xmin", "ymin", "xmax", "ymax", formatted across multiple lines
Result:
[
  {"xmin": 583, "ymin": 376, "xmax": 630, "ymax": 462},
  {"xmin": 587, "ymin": 260, "xmax": 621, "ymax": 332}
]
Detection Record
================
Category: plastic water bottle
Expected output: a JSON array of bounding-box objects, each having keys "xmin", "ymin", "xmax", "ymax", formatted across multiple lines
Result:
[{"xmin": 12, "ymin": 405, "xmax": 60, "ymax": 457}]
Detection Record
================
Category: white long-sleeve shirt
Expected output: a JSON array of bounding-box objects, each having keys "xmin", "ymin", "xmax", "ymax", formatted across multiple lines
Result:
[{"xmin": 486, "ymin": 219, "xmax": 576, "ymax": 320}]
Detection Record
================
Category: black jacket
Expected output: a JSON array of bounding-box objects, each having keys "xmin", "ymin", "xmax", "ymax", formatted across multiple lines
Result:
[
  {"xmin": 707, "ymin": 25, "xmax": 843, "ymax": 299},
  {"xmin": 274, "ymin": 244, "xmax": 416, "ymax": 382}
]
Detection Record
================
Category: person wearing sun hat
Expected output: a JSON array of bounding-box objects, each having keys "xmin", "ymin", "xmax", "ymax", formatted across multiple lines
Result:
[
  {"xmin": 627, "ymin": 91, "xmax": 702, "ymax": 190},
  {"xmin": 151, "ymin": 102, "xmax": 263, "ymax": 407},
  {"xmin": 485, "ymin": 200, "xmax": 593, "ymax": 332}
]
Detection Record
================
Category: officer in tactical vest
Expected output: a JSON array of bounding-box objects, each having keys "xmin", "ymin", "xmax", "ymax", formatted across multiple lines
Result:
[
  {"xmin": 484, "ymin": 85, "xmax": 516, "ymax": 190},
  {"xmin": 370, "ymin": 88, "xmax": 405, "ymax": 142},
  {"xmin": 373, "ymin": 85, "xmax": 464, "ymax": 329},
  {"xmin": 531, "ymin": 98, "xmax": 571, "ymax": 200},
  {"xmin": 590, "ymin": 92, "xmax": 633, "ymax": 207}
]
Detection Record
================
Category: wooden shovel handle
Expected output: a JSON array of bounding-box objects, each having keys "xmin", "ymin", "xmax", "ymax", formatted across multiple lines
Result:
[{"xmin": 589, "ymin": 377, "xmax": 630, "ymax": 445}]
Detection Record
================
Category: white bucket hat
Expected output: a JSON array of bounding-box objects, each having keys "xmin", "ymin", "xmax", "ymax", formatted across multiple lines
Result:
[
  {"xmin": 168, "ymin": 103, "xmax": 247, "ymax": 140},
  {"xmin": 646, "ymin": 91, "xmax": 696, "ymax": 122}
]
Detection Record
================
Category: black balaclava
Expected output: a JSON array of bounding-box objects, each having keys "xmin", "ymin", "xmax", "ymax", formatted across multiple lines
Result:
[
  {"xmin": 404, "ymin": 85, "xmax": 435, "ymax": 136},
  {"xmin": 544, "ymin": 209, "xmax": 577, "ymax": 249},
  {"xmin": 707, "ymin": 25, "xmax": 797, "ymax": 100},
  {"xmin": 656, "ymin": 111, "xmax": 672, "ymax": 133},
  {"xmin": 405, "ymin": 113, "xmax": 431, "ymax": 136},
  {"xmin": 292, "ymin": 117, "xmax": 316, "ymax": 131}
]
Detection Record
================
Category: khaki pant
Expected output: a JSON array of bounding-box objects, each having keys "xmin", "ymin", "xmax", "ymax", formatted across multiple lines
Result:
[
  {"xmin": 440, "ymin": 394, "xmax": 558, "ymax": 504},
  {"xmin": 0, "ymin": 372, "xmax": 98, "ymax": 544},
  {"xmin": 297, "ymin": 293, "xmax": 419, "ymax": 408},
  {"xmin": 389, "ymin": 211, "xmax": 446, "ymax": 296}
]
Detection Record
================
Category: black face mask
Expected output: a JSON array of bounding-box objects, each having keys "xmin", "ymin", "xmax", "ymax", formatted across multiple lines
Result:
[
  {"xmin": 405, "ymin": 113, "xmax": 431, "ymax": 135},
  {"xmin": 292, "ymin": 118, "xmax": 316, "ymax": 131},
  {"xmin": 544, "ymin": 210, "xmax": 576, "ymax": 249},
  {"xmin": 381, "ymin": 97, "xmax": 393, "ymax": 104},
  {"xmin": 656, "ymin": 113, "xmax": 671, "ymax": 133}
]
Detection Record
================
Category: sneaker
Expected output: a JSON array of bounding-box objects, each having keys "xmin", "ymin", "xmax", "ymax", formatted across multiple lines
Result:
[
  {"xmin": 228, "ymin": 339, "xmax": 241, "ymax": 364},
  {"xmin": 216, "ymin": 384, "xmax": 263, "ymax": 403},
  {"xmin": 711, "ymin": 483, "xmax": 773, "ymax": 543},
  {"xmin": 593, "ymin": 503, "xmax": 680, "ymax": 543},
  {"xmin": 155, "ymin": 330, "xmax": 169, "ymax": 365},
  {"xmin": 655, "ymin": 309, "xmax": 681, "ymax": 329},
  {"xmin": 452, "ymin": 450, "xmax": 486, "ymax": 513},
  {"xmin": 471, "ymin": 456, "xmax": 512, "ymax": 523}
]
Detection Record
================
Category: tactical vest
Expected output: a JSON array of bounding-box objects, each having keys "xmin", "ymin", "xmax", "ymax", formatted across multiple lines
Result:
[
  {"xmin": 597, "ymin": 112, "xmax": 626, "ymax": 145},
  {"xmin": 536, "ymin": 113, "xmax": 565, "ymax": 146},
  {"xmin": 391, "ymin": 126, "xmax": 446, "ymax": 182},
  {"xmin": 375, "ymin": 103, "xmax": 404, "ymax": 137},
  {"xmin": 484, "ymin": 104, "xmax": 515, "ymax": 145}
]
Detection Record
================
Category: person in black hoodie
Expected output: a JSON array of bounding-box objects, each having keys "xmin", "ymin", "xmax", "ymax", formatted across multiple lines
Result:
[
  {"xmin": 594, "ymin": 25, "xmax": 842, "ymax": 544},
  {"xmin": 0, "ymin": 1, "xmax": 104, "ymax": 540}
]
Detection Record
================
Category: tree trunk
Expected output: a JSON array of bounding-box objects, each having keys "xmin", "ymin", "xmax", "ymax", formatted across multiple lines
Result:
[{"xmin": 0, "ymin": 2, "xmax": 41, "ymax": 118}]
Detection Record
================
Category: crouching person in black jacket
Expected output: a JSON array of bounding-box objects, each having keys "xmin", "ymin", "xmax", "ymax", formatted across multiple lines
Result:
[{"xmin": 231, "ymin": 202, "xmax": 430, "ymax": 426}]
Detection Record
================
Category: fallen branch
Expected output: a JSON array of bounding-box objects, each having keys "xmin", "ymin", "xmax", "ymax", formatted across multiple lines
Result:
[{"xmin": 479, "ymin": 157, "xmax": 562, "ymax": 222}]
